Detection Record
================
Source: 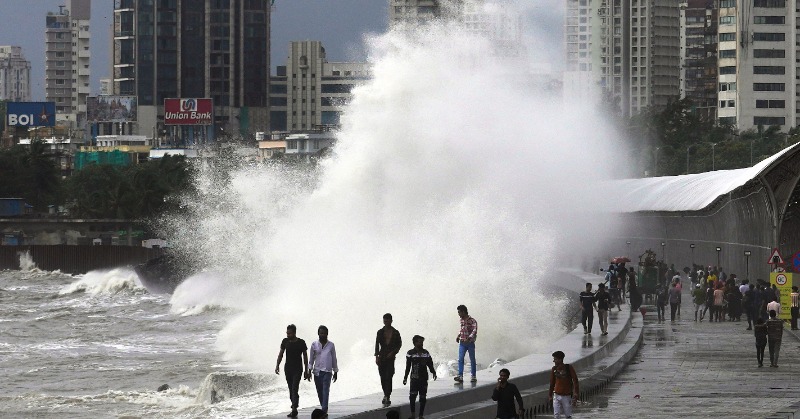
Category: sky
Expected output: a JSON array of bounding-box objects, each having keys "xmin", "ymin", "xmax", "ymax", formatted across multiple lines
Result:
[{"xmin": 0, "ymin": 0, "xmax": 562, "ymax": 101}]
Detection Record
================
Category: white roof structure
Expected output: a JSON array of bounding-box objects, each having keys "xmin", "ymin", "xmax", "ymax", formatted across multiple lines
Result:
[{"xmin": 616, "ymin": 142, "xmax": 800, "ymax": 213}]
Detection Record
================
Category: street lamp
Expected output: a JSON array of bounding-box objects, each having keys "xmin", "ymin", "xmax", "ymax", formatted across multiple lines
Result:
[
  {"xmin": 744, "ymin": 250, "xmax": 752, "ymax": 280},
  {"xmin": 711, "ymin": 143, "xmax": 718, "ymax": 171},
  {"xmin": 654, "ymin": 147, "xmax": 661, "ymax": 177},
  {"xmin": 661, "ymin": 241, "xmax": 666, "ymax": 262},
  {"xmin": 626, "ymin": 241, "xmax": 632, "ymax": 256},
  {"xmin": 690, "ymin": 243, "xmax": 695, "ymax": 265},
  {"xmin": 686, "ymin": 144, "xmax": 697, "ymax": 174},
  {"xmin": 715, "ymin": 246, "xmax": 722, "ymax": 269}
]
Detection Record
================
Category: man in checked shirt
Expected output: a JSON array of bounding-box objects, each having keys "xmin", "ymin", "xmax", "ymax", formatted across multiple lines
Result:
[{"xmin": 454, "ymin": 304, "xmax": 478, "ymax": 383}]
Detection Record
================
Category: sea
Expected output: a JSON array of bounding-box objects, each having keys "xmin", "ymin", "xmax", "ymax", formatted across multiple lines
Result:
[{"xmin": 0, "ymin": 266, "xmax": 294, "ymax": 418}]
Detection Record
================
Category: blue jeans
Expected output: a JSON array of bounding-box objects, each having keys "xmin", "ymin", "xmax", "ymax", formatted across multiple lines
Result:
[
  {"xmin": 313, "ymin": 371, "xmax": 332, "ymax": 411},
  {"xmin": 458, "ymin": 341, "xmax": 476, "ymax": 377}
]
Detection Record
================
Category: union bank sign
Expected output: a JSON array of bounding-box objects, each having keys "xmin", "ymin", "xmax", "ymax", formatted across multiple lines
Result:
[{"xmin": 164, "ymin": 98, "xmax": 213, "ymax": 125}]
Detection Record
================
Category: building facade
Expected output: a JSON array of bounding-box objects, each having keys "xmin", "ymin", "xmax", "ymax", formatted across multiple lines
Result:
[
  {"xmin": 679, "ymin": 0, "xmax": 718, "ymax": 120},
  {"xmin": 113, "ymin": 0, "xmax": 270, "ymax": 142},
  {"xmin": 269, "ymin": 41, "xmax": 370, "ymax": 132},
  {"xmin": 716, "ymin": 0, "xmax": 798, "ymax": 132},
  {"xmin": 564, "ymin": 0, "xmax": 680, "ymax": 118},
  {"xmin": 45, "ymin": 0, "xmax": 91, "ymax": 137},
  {"xmin": 0, "ymin": 46, "xmax": 31, "ymax": 102}
]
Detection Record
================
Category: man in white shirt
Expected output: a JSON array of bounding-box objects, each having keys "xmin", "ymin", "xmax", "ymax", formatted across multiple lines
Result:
[
  {"xmin": 308, "ymin": 325, "xmax": 339, "ymax": 413},
  {"xmin": 767, "ymin": 299, "xmax": 781, "ymax": 317}
]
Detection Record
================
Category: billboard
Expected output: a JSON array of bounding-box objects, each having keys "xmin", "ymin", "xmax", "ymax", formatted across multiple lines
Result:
[
  {"xmin": 164, "ymin": 98, "xmax": 213, "ymax": 125},
  {"xmin": 87, "ymin": 96, "xmax": 138, "ymax": 123},
  {"xmin": 7, "ymin": 102, "xmax": 56, "ymax": 127}
]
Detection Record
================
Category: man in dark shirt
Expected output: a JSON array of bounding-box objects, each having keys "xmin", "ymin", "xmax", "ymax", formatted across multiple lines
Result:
[
  {"xmin": 579, "ymin": 283, "xmax": 597, "ymax": 334},
  {"xmin": 492, "ymin": 368, "xmax": 524, "ymax": 419},
  {"xmin": 275, "ymin": 324, "xmax": 309, "ymax": 418},
  {"xmin": 766, "ymin": 309, "xmax": 784, "ymax": 367},
  {"xmin": 375, "ymin": 313, "xmax": 402, "ymax": 407},
  {"xmin": 403, "ymin": 335, "xmax": 436, "ymax": 419}
]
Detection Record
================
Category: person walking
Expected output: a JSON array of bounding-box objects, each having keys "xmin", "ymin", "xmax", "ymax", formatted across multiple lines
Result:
[
  {"xmin": 492, "ymin": 368, "xmax": 524, "ymax": 419},
  {"xmin": 655, "ymin": 284, "xmax": 667, "ymax": 322},
  {"xmin": 548, "ymin": 351, "xmax": 579, "ymax": 419},
  {"xmin": 692, "ymin": 283, "xmax": 705, "ymax": 321},
  {"xmin": 308, "ymin": 325, "xmax": 338, "ymax": 413},
  {"xmin": 275, "ymin": 324, "xmax": 309, "ymax": 418},
  {"xmin": 744, "ymin": 283, "xmax": 757, "ymax": 330},
  {"xmin": 375, "ymin": 313, "xmax": 402, "ymax": 407},
  {"xmin": 703, "ymin": 281, "xmax": 714, "ymax": 321},
  {"xmin": 402, "ymin": 335, "xmax": 436, "ymax": 419},
  {"xmin": 766, "ymin": 310, "xmax": 784, "ymax": 367},
  {"xmin": 713, "ymin": 284, "xmax": 725, "ymax": 322},
  {"xmin": 595, "ymin": 283, "xmax": 611, "ymax": 335},
  {"xmin": 668, "ymin": 282, "xmax": 681, "ymax": 322},
  {"xmin": 454, "ymin": 304, "xmax": 478, "ymax": 383},
  {"xmin": 579, "ymin": 283, "xmax": 596, "ymax": 334},
  {"xmin": 753, "ymin": 317, "xmax": 768, "ymax": 367},
  {"xmin": 791, "ymin": 286, "xmax": 799, "ymax": 330}
]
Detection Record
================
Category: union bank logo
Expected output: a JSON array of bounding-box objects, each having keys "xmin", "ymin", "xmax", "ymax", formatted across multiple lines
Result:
[{"xmin": 180, "ymin": 99, "xmax": 197, "ymax": 112}]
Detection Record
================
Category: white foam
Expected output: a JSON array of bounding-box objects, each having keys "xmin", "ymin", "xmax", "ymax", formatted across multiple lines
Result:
[{"xmin": 59, "ymin": 268, "xmax": 147, "ymax": 296}]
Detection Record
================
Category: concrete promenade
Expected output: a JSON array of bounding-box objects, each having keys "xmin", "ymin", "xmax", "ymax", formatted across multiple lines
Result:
[{"xmin": 575, "ymin": 285, "xmax": 800, "ymax": 419}]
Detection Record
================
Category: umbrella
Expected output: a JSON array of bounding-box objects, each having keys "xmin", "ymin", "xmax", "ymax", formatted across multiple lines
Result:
[{"xmin": 611, "ymin": 256, "xmax": 631, "ymax": 264}]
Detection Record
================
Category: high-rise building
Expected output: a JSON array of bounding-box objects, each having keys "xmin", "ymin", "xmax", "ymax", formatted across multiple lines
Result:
[
  {"xmin": 389, "ymin": 0, "xmax": 446, "ymax": 26},
  {"xmin": 679, "ymin": 0, "xmax": 718, "ymax": 120},
  {"xmin": 269, "ymin": 41, "xmax": 370, "ymax": 132},
  {"xmin": 564, "ymin": 0, "xmax": 680, "ymax": 118},
  {"xmin": 45, "ymin": 0, "xmax": 90, "ymax": 137},
  {"xmin": 716, "ymin": 0, "xmax": 797, "ymax": 132},
  {"xmin": 0, "ymin": 46, "xmax": 31, "ymax": 102},
  {"xmin": 113, "ymin": 0, "xmax": 270, "ymax": 141}
]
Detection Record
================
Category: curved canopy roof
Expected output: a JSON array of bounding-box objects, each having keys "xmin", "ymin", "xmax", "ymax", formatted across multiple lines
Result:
[{"xmin": 616, "ymin": 142, "xmax": 800, "ymax": 213}]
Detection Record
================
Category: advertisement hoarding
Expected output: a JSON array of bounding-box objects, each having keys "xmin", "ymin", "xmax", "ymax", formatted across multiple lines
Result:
[
  {"xmin": 164, "ymin": 98, "xmax": 213, "ymax": 125},
  {"xmin": 87, "ymin": 96, "xmax": 138, "ymax": 123},
  {"xmin": 7, "ymin": 102, "xmax": 56, "ymax": 127}
]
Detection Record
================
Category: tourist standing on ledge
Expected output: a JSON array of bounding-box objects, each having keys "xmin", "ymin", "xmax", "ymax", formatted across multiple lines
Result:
[
  {"xmin": 753, "ymin": 317, "xmax": 768, "ymax": 367},
  {"xmin": 375, "ymin": 313, "xmax": 402, "ymax": 407},
  {"xmin": 767, "ymin": 310, "xmax": 784, "ymax": 367},
  {"xmin": 791, "ymin": 286, "xmax": 799, "ymax": 330},
  {"xmin": 403, "ymin": 335, "xmax": 436, "ymax": 419},
  {"xmin": 308, "ymin": 325, "xmax": 338, "ymax": 413},
  {"xmin": 548, "ymin": 351, "xmax": 579, "ymax": 419},
  {"xmin": 275, "ymin": 324, "xmax": 309, "ymax": 418},
  {"xmin": 492, "ymin": 368, "xmax": 524, "ymax": 419},
  {"xmin": 454, "ymin": 304, "xmax": 478, "ymax": 383},
  {"xmin": 579, "ymin": 283, "xmax": 596, "ymax": 334},
  {"xmin": 595, "ymin": 283, "xmax": 611, "ymax": 335}
]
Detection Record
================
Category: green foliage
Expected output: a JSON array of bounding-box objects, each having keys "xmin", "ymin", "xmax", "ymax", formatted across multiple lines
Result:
[
  {"xmin": 0, "ymin": 140, "xmax": 60, "ymax": 209},
  {"xmin": 628, "ymin": 99, "xmax": 795, "ymax": 176},
  {"xmin": 63, "ymin": 154, "xmax": 193, "ymax": 219}
]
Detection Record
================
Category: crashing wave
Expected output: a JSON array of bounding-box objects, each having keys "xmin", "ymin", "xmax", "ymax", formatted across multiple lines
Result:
[{"xmin": 59, "ymin": 268, "xmax": 147, "ymax": 296}]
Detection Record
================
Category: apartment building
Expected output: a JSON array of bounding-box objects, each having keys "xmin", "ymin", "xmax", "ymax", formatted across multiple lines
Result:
[
  {"xmin": 0, "ymin": 46, "xmax": 31, "ymax": 102},
  {"xmin": 679, "ymin": 0, "xmax": 718, "ymax": 120}
]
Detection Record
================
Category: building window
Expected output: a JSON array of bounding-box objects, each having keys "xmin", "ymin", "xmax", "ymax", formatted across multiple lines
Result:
[
  {"xmin": 756, "ymin": 99, "xmax": 786, "ymax": 108},
  {"xmin": 719, "ymin": 49, "xmax": 736, "ymax": 58},
  {"xmin": 719, "ymin": 32, "xmax": 736, "ymax": 41},
  {"xmin": 753, "ymin": 32, "xmax": 785, "ymax": 41},
  {"xmin": 754, "ymin": 16, "xmax": 785, "ymax": 24},
  {"xmin": 753, "ymin": 49, "xmax": 785, "ymax": 58},
  {"xmin": 754, "ymin": 66, "xmax": 785, "ymax": 74},
  {"xmin": 753, "ymin": 83, "xmax": 785, "ymax": 91},
  {"xmin": 719, "ymin": 66, "xmax": 736, "ymax": 75},
  {"xmin": 720, "ymin": 16, "xmax": 736, "ymax": 25},
  {"xmin": 719, "ymin": 82, "xmax": 737, "ymax": 91},
  {"xmin": 753, "ymin": 0, "xmax": 785, "ymax": 7},
  {"xmin": 719, "ymin": 0, "xmax": 736, "ymax": 6},
  {"xmin": 754, "ymin": 117, "xmax": 785, "ymax": 126}
]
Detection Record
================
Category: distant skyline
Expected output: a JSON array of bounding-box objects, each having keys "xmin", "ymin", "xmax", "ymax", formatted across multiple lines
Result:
[
  {"xmin": 0, "ymin": 1, "xmax": 563, "ymax": 102},
  {"xmin": 0, "ymin": 0, "xmax": 386, "ymax": 101}
]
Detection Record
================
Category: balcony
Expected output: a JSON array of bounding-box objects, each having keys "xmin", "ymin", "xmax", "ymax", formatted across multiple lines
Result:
[{"xmin": 78, "ymin": 49, "xmax": 91, "ymax": 58}]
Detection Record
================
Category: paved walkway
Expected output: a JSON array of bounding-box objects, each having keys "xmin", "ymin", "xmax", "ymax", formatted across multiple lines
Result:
[{"xmin": 574, "ymin": 289, "xmax": 800, "ymax": 418}]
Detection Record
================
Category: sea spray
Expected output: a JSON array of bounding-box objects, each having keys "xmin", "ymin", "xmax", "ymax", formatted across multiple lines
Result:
[{"xmin": 161, "ymin": 0, "xmax": 621, "ymax": 406}]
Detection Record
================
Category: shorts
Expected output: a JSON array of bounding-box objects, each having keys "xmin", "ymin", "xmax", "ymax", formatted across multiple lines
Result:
[
  {"xmin": 553, "ymin": 393, "xmax": 573, "ymax": 418},
  {"xmin": 409, "ymin": 379, "xmax": 428, "ymax": 397}
]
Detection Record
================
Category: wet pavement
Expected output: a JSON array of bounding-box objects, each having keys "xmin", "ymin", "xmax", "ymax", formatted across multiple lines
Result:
[{"xmin": 574, "ymin": 292, "xmax": 800, "ymax": 418}]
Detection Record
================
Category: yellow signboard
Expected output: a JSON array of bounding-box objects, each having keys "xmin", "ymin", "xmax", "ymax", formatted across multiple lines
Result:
[{"xmin": 770, "ymin": 272, "xmax": 792, "ymax": 321}]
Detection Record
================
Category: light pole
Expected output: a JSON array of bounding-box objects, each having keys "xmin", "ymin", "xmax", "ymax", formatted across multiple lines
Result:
[
  {"xmin": 661, "ymin": 241, "xmax": 666, "ymax": 263},
  {"xmin": 711, "ymin": 143, "xmax": 718, "ymax": 171},
  {"xmin": 716, "ymin": 246, "xmax": 722, "ymax": 269},
  {"xmin": 690, "ymin": 243, "xmax": 695, "ymax": 266},
  {"xmin": 626, "ymin": 241, "xmax": 632, "ymax": 256},
  {"xmin": 750, "ymin": 140, "xmax": 754, "ymax": 166},
  {"xmin": 654, "ymin": 147, "xmax": 661, "ymax": 177},
  {"xmin": 686, "ymin": 144, "xmax": 696, "ymax": 174},
  {"xmin": 744, "ymin": 250, "xmax": 752, "ymax": 280}
]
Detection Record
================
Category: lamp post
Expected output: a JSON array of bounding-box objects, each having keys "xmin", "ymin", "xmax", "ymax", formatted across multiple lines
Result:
[
  {"xmin": 690, "ymin": 243, "xmax": 695, "ymax": 266},
  {"xmin": 654, "ymin": 147, "xmax": 661, "ymax": 177},
  {"xmin": 686, "ymin": 144, "xmax": 697, "ymax": 174},
  {"xmin": 716, "ymin": 246, "xmax": 722, "ymax": 269},
  {"xmin": 750, "ymin": 140, "xmax": 754, "ymax": 166},
  {"xmin": 744, "ymin": 250, "xmax": 752, "ymax": 280},
  {"xmin": 661, "ymin": 241, "xmax": 666, "ymax": 263},
  {"xmin": 711, "ymin": 143, "xmax": 718, "ymax": 171},
  {"xmin": 626, "ymin": 241, "xmax": 632, "ymax": 256}
]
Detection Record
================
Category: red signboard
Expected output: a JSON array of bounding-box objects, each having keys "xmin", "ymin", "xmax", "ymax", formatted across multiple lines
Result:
[{"xmin": 164, "ymin": 98, "xmax": 213, "ymax": 125}]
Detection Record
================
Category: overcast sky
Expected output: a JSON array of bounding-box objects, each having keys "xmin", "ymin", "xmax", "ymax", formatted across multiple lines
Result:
[{"xmin": 0, "ymin": 1, "xmax": 561, "ymax": 101}]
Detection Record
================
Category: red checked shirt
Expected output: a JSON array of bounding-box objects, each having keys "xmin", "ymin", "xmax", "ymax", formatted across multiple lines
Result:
[{"xmin": 458, "ymin": 316, "xmax": 478, "ymax": 343}]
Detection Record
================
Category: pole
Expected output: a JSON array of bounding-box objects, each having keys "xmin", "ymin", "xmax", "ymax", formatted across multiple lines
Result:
[
  {"xmin": 746, "ymin": 255, "xmax": 750, "ymax": 280},
  {"xmin": 712, "ymin": 143, "xmax": 717, "ymax": 171}
]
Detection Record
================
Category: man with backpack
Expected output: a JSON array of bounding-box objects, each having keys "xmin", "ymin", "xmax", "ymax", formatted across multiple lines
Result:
[{"xmin": 548, "ymin": 351, "xmax": 579, "ymax": 419}]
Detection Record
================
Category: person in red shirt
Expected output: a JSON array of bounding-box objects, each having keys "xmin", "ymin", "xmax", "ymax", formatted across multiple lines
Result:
[{"xmin": 548, "ymin": 351, "xmax": 579, "ymax": 418}]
